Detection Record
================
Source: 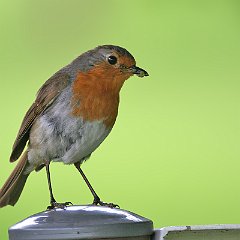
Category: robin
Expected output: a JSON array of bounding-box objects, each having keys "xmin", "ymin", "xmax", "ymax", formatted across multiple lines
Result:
[{"xmin": 0, "ymin": 45, "xmax": 148, "ymax": 209}]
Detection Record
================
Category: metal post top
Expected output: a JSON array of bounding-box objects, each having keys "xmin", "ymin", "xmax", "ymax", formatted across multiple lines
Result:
[{"xmin": 9, "ymin": 205, "xmax": 153, "ymax": 240}]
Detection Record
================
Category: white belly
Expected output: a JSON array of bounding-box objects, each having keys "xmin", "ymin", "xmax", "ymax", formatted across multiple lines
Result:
[{"xmin": 61, "ymin": 119, "xmax": 111, "ymax": 164}]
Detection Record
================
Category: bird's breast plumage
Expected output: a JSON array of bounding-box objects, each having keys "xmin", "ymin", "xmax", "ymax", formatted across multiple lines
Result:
[
  {"xmin": 71, "ymin": 69, "xmax": 121, "ymax": 128},
  {"xmin": 26, "ymin": 81, "xmax": 118, "ymax": 173}
]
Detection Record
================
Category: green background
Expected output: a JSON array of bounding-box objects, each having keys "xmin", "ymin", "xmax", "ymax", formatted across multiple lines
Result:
[{"xmin": 0, "ymin": 0, "xmax": 240, "ymax": 239}]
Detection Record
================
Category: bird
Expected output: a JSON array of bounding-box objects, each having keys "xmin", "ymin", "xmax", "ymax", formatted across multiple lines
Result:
[{"xmin": 0, "ymin": 45, "xmax": 148, "ymax": 209}]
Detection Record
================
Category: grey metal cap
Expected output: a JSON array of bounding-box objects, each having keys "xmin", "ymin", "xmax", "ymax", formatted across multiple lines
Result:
[{"xmin": 9, "ymin": 205, "xmax": 153, "ymax": 240}]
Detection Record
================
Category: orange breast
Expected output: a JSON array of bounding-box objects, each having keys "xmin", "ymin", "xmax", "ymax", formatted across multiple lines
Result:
[{"xmin": 71, "ymin": 65, "xmax": 123, "ymax": 128}]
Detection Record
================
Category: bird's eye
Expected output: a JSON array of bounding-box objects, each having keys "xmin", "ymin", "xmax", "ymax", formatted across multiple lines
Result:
[{"xmin": 107, "ymin": 55, "xmax": 117, "ymax": 65}]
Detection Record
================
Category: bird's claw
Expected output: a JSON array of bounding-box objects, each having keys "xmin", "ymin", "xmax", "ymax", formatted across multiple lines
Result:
[
  {"xmin": 92, "ymin": 197, "xmax": 119, "ymax": 208},
  {"xmin": 47, "ymin": 201, "xmax": 73, "ymax": 210}
]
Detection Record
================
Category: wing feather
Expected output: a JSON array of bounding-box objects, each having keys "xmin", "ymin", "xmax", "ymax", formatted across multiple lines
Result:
[{"xmin": 10, "ymin": 71, "xmax": 70, "ymax": 162}]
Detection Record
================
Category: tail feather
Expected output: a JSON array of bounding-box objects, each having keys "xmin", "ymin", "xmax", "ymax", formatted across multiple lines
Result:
[{"xmin": 0, "ymin": 152, "xmax": 29, "ymax": 207}]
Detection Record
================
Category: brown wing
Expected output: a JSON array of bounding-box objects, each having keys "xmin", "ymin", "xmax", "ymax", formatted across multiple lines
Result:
[{"xmin": 10, "ymin": 71, "xmax": 70, "ymax": 162}]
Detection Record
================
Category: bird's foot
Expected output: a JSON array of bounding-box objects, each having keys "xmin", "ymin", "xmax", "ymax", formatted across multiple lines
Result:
[
  {"xmin": 47, "ymin": 201, "xmax": 73, "ymax": 210},
  {"xmin": 92, "ymin": 196, "xmax": 120, "ymax": 208}
]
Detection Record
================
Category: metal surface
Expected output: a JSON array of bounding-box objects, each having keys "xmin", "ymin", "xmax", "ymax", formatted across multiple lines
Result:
[
  {"xmin": 9, "ymin": 205, "xmax": 153, "ymax": 240},
  {"xmin": 153, "ymin": 224, "xmax": 240, "ymax": 240}
]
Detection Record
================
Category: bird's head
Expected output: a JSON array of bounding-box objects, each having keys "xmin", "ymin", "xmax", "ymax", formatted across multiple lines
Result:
[{"xmin": 71, "ymin": 45, "xmax": 148, "ymax": 93}]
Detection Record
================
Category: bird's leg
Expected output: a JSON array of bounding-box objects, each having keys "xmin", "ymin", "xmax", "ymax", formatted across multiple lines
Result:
[
  {"xmin": 74, "ymin": 162, "xmax": 119, "ymax": 208},
  {"xmin": 46, "ymin": 162, "xmax": 56, "ymax": 204},
  {"xmin": 45, "ymin": 162, "xmax": 72, "ymax": 209}
]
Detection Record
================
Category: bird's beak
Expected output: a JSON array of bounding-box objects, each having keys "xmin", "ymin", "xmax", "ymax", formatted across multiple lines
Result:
[{"xmin": 130, "ymin": 66, "xmax": 149, "ymax": 78}]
